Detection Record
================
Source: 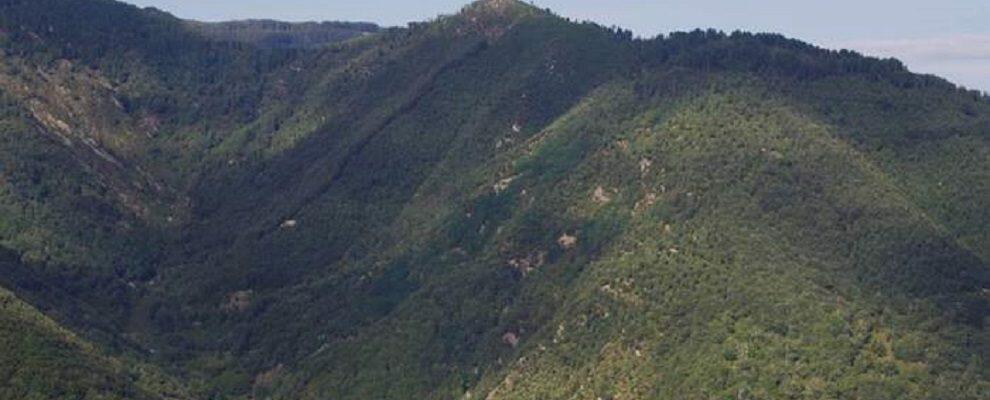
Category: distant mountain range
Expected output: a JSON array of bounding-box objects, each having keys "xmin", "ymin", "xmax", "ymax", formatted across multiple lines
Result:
[
  {"xmin": 0, "ymin": 0, "xmax": 986, "ymax": 399},
  {"xmin": 187, "ymin": 20, "xmax": 379, "ymax": 49}
]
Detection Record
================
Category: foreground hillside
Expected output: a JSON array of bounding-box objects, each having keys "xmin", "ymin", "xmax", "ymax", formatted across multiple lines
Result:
[
  {"xmin": 0, "ymin": 0, "xmax": 986, "ymax": 399},
  {"xmin": 0, "ymin": 250, "xmax": 190, "ymax": 400}
]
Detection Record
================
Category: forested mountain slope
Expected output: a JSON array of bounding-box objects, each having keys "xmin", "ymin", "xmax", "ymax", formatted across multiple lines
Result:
[{"xmin": 0, "ymin": 0, "xmax": 986, "ymax": 399}]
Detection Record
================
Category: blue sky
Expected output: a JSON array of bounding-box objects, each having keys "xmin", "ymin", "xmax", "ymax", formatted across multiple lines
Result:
[{"xmin": 122, "ymin": 0, "xmax": 990, "ymax": 91}]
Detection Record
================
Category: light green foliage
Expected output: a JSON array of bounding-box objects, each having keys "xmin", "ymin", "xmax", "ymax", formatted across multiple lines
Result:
[{"xmin": 468, "ymin": 87, "xmax": 986, "ymax": 399}]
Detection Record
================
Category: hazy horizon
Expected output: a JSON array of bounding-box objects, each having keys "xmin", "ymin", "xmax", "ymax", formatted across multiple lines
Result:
[{"xmin": 122, "ymin": 0, "xmax": 989, "ymax": 92}]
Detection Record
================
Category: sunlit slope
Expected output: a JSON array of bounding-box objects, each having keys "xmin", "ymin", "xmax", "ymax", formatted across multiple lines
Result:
[
  {"xmin": 268, "ymin": 80, "xmax": 986, "ymax": 399},
  {"xmin": 467, "ymin": 86, "xmax": 987, "ymax": 400}
]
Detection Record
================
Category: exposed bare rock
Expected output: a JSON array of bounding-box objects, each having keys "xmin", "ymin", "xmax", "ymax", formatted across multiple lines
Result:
[
  {"xmin": 222, "ymin": 290, "xmax": 253, "ymax": 313},
  {"xmin": 502, "ymin": 331, "xmax": 520, "ymax": 348},
  {"xmin": 634, "ymin": 192, "xmax": 658, "ymax": 213},
  {"xmin": 592, "ymin": 186, "xmax": 612, "ymax": 204},
  {"xmin": 639, "ymin": 157, "xmax": 653, "ymax": 173},
  {"xmin": 493, "ymin": 175, "xmax": 519, "ymax": 193},
  {"xmin": 558, "ymin": 233, "xmax": 578, "ymax": 250},
  {"xmin": 507, "ymin": 251, "xmax": 547, "ymax": 276}
]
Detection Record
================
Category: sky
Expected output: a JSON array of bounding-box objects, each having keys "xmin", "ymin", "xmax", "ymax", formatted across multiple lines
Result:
[{"xmin": 122, "ymin": 0, "xmax": 990, "ymax": 92}]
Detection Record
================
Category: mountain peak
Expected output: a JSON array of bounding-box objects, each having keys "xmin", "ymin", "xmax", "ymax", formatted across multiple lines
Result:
[
  {"xmin": 446, "ymin": 0, "xmax": 547, "ymax": 39},
  {"xmin": 461, "ymin": 0, "xmax": 544, "ymax": 19},
  {"xmin": 468, "ymin": 0, "xmax": 534, "ymax": 12}
]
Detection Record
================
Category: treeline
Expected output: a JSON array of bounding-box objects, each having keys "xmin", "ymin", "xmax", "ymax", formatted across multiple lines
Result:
[
  {"xmin": 647, "ymin": 30, "xmax": 950, "ymax": 88},
  {"xmin": 579, "ymin": 22, "xmax": 985, "ymax": 98}
]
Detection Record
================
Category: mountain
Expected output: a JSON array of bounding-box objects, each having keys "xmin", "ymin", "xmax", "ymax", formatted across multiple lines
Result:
[
  {"xmin": 0, "ymin": 0, "xmax": 986, "ymax": 398},
  {"xmin": 186, "ymin": 20, "xmax": 380, "ymax": 49}
]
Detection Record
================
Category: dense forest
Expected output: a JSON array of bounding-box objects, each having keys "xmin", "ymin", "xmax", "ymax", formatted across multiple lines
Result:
[{"xmin": 0, "ymin": 0, "xmax": 986, "ymax": 399}]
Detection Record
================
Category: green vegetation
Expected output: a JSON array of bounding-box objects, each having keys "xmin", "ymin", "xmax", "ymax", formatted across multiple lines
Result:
[
  {"xmin": 0, "ymin": 0, "xmax": 985, "ymax": 398},
  {"xmin": 0, "ymin": 251, "xmax": 190, "ymax": 400}
]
